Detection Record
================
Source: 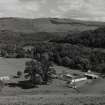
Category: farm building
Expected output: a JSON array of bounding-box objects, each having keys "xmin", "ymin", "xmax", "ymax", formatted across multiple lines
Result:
[
  {"xmin": 58, "ymin": 73, "xmax": 73, "ymax": 81},
  {"xmin": 84, "ymin": 73, "xmax": 99, "ymax": 79},
  {"xmin": 65, "ymin": 74, "xmax": 87, "ymax": 88},
  {"xmin": 63, "ymin": 74, "xmax": 73, "ymax": 81},
  {"xmin": 0, "ymin": 45, "xmax": 17, "ymax": 58},
  {"xmin": 23, "ymin": 45, "xmax": 34, "ymax": 52}
]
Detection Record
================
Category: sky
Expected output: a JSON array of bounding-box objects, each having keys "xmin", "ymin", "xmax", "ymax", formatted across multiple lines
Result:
[{"xmin": 0, "ymin": 0, "xmax": 105, "ymax": 21}]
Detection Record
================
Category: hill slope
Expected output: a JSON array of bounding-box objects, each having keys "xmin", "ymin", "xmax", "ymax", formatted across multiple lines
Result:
[
  {"xmin": 63, "ymin": 27, "xmax": 105, "ymax": 48},
  {"xmin": 0, "ymin": 18, "xmax": 105, "ymax": 44},
  {"xmin": 0, "ymin": 18, "xmax": 104, "ymax": 32}
]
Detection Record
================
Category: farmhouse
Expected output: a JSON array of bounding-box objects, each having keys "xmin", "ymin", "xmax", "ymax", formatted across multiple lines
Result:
[
  {"xmin": 23, "ymin": 45, "xmax": 34, "ymax": 58},
  {"xmin": 23, "ymin": 45, "xmax": 34, "ymax": 52},
  {"xmin": 71, "ymin": 77, "xmax": 87, "ymax": 83},
  {"xmin": 1, "ymin": 45, "xmax": 17, "ymax": 58}
]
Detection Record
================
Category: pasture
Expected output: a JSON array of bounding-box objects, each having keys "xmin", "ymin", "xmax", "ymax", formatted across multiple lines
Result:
[
  {"xmin": 0, "ymin": 57, "xmax": 30, "ymax": 76},
  {"xmin": 0, "ymin": 57, "xmax": 104, "ymax": 104}
]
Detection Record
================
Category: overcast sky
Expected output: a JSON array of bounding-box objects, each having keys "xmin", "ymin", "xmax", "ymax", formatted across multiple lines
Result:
[{"xmin": 0, "ymin": 0, "xmax": 105, "ymax": 21}]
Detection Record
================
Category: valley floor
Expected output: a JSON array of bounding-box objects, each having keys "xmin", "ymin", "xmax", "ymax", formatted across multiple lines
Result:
[{"xmin": 0, "ymin": 57, "xmax": 104, "ymax": 104}]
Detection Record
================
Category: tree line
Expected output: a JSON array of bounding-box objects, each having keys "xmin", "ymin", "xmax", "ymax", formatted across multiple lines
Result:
[{"xmin": 32, "ymin": 42, "xmax": 105, "ymax": 74}]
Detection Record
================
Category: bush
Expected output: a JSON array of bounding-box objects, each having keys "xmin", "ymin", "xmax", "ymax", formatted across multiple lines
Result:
[
  {"xmin": 62, "ymin": 56, "xmax": 72, "ymax": 66},
  {"xmin": 17, "ymin": 71, "xmax": 22, "ymax": 78}
]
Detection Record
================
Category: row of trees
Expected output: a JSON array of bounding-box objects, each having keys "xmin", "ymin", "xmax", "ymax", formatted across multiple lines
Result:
[{"xmin": 0, "ymin": 45, "xmax": 33, "ymax": 58}]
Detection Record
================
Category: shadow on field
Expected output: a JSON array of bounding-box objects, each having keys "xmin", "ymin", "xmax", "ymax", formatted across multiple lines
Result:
[{"xmin": 7, "ymin": 80, "xmax": 37, "ymax": 89}]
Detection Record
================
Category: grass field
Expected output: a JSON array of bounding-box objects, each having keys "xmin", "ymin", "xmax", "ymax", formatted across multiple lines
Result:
[
  {"xmin": 0, "ymin": 94, "xmax": 105, "ymax": 105},
  {"xmin": 0, "ymin": 57, "xmax": 105, "ymax": 104},
  {"xmin": 0, "ymin": 57, "xmax": 30, "ymax": 76}
]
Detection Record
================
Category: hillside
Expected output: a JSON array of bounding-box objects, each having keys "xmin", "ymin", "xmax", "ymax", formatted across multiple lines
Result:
[
  {"xmin": 63, "ymin": 27, "xmax": 105, "ymax": 48},
  {"xmin": 0, "ymin": 18, "xmax": 104, "ymax": 44},
  {"xmin": 0, "ymin": 17, "xmax": 104, "ymax": 32}
]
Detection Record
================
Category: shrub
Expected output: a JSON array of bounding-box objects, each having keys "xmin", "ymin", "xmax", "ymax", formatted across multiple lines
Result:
[
  {"xmin": 17, "ymin": 71, "xmax": 22, "ymax": 78},
  {"xmin": 62, "ymin": 56, "xmax": 72, "ymax": 66},
  {"xmin": 95, "ymin": 63, "xmax": 105, "ymax": 73}
]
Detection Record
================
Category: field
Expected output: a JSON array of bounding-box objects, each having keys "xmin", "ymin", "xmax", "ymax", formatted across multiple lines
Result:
[
  {"xmin": 0, "ymin": 94, "xmax": 105, "ymax": 105},
  {"xmin": 0, "ymin": 57, "xmax": 30, "ymax": 76},
  {"xmin": 0, "ymin": 57, "xmax": 105, "ymax": 104}
]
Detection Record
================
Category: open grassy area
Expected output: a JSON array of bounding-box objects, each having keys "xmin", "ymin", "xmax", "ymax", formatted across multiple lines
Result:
[
  {"xmin": 0, "ymin": 58, "xmax": 104, "ymax": 96},
  {"xmin": 0, "ymin": 57, "xmax": 30, "ymax": 76},
  {"xmin": 0, "ymin": 57, "xmax": 104, "ymax": 104}
]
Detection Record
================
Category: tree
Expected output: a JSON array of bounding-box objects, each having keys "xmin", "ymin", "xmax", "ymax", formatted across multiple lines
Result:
[
  {"xmin": 62, "ymin": 56, "xmax": 72, "ymax": 66},
  {"xmin": 24, "ymin": 58, "xmax": 55, "ymax": 85},
  {"xmin": 78, "ymin": 57, "xmax": 90, "ymax": 72},
  {"xmin": 24, "ymin": 60, "xmax": 43, "ymax": 84},
  {"xmin": 95, "ymin": 63, "xmax": 105, "ymax": 73},
  {"xmin": 40, "ymin": 52, "xmax": 54, "ymax": 84},
  {"xmin": 16, "ymin": 47, "xmax": 25, "ymax": 58}
]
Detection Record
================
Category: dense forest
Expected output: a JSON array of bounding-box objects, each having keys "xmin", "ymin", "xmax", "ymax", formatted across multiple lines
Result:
[
  {"xmin": 52, "ymin": 27, "xmax": 105, "ymax": 48},
  {"xmin": 32, "ymin": 27, "xmax": 105, "ymax": 74}
]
